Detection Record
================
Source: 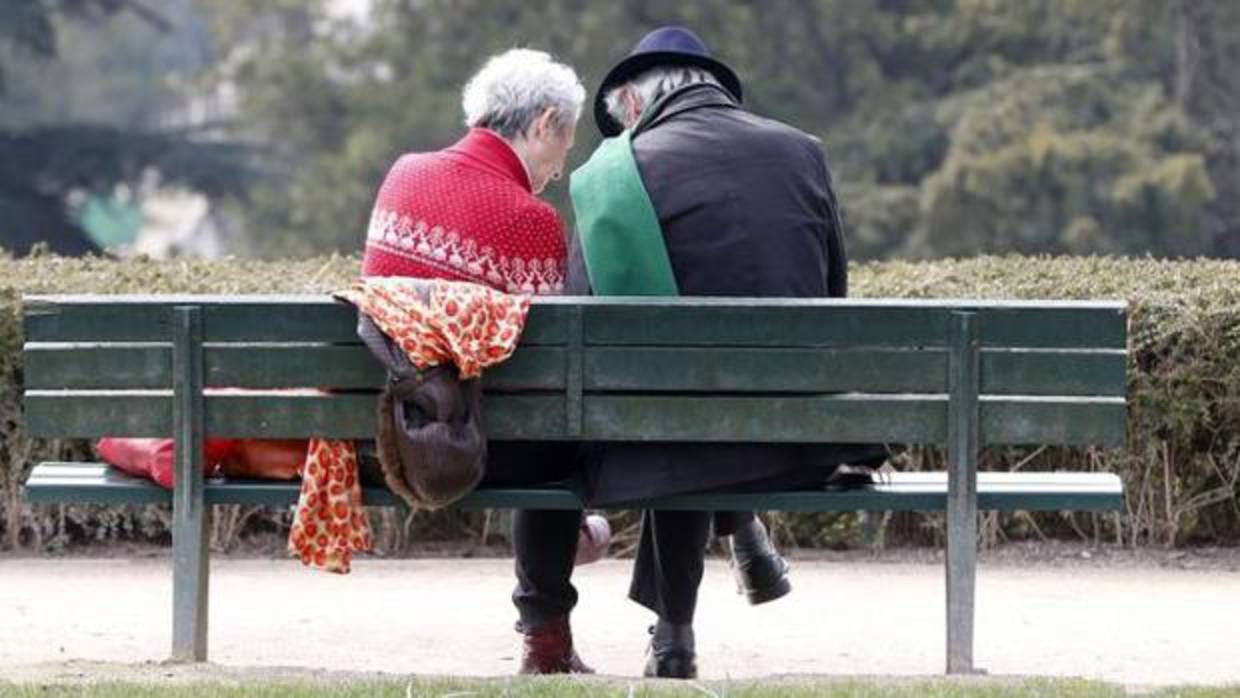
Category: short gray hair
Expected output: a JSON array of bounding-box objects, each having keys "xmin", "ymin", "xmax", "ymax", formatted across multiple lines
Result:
[
  {"xmin": 604, "ymin": 65, "xmax": 721, "ymax": 128},
  {"xmin": 462, "ymin": 48, "xmax": 586, "ymax": 140}
]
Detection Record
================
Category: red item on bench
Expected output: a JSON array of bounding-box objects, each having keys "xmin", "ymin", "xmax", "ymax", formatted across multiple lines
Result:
[
  {"xmin": 95, "ymin": 438, "xmax": 237, "ymax": 489},
  {"xmin": 220, "ymin": 439, "xmax": 306, "ymax": 481}
]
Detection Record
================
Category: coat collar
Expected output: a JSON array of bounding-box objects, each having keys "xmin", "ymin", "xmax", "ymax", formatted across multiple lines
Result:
[
  {"xmin": 634, "ymin": 82, "xmax": 739, "ymax": 136},
  {"xmin": 447, "ymin": 128, "xmax": 533, "ymax": 192}
]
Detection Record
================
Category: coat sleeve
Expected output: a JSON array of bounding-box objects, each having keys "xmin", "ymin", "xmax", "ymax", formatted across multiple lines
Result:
[{"xmin": 807, "ymin": 140, "xmax": 849, "ymax": 299}]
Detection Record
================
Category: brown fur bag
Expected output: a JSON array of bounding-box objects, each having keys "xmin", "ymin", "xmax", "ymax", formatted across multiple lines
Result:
[{"xmin": 358, "ymin": 314, "xmax": 485, "ymax": 510}]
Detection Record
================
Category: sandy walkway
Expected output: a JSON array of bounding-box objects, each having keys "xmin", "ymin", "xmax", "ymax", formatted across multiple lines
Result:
[{"xmin": 0, "ymin": 556, "xmax": 1237, "ymax": 686}]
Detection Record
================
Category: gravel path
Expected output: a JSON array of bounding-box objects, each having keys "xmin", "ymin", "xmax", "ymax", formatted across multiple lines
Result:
[{"xmin": 0, "ymin": 555, "xmax": 1237, "ymax": 687}]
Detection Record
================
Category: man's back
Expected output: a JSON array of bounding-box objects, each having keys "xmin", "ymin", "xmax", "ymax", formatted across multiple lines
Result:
[
  {"xmin": 572, "ymin": 83, "xmax": 860, "ymax": 505},
  {"xmin": 630, "ymin": 83, "xmax": 847, "ymax": 298}
]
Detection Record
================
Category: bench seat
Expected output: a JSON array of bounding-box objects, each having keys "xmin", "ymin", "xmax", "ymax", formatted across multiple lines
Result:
[
  {"xmin": 26, "ymin": 462, "xmax": 1123, "ymax": 512},
  {"xmin": 21, "ymin": 294, "xmax": 1129, "ymax": 672}
]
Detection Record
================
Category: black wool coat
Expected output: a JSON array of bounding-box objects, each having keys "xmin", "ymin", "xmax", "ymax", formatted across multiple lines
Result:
[{"xmin": 567, "ymin": 82, "xmax": 875, "ymax": 505}]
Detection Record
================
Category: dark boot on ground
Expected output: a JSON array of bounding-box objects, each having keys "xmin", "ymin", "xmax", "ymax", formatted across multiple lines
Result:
[
  {"xmin": 519, "ymin": 616, "xmax": 595, "ymax": 675},
  {"xmin": 729, "ymin": 517, "xmax": 792, "ymax": 605},
  {"xmin": 643, "ymin": 619, "xmax": 697, "ymax": 679}
]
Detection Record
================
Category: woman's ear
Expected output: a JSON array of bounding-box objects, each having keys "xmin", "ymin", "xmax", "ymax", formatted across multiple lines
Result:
[{"xmin": 535, "ymin": 107, "xmax": 559, "ymax": 140}]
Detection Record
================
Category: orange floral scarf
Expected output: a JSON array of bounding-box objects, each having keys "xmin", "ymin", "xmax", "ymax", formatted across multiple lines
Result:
[{"xmin": 289, "ymin": 278, "xmax": 531, "ymax": 573}]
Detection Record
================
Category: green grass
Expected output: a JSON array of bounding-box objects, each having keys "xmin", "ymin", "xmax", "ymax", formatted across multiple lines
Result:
[{"xmin": 1, "ymin": 678, "xmax": 1238, "ymax": 698}]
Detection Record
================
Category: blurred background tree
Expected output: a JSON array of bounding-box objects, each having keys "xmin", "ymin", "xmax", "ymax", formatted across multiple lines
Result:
[
  {"xmin": 4, "ymin": 0, "xmax": 1239, "ymax": 260},
  {"xmin": 0, "ymin": 0, "xmax": 256, "ymax": 255}
]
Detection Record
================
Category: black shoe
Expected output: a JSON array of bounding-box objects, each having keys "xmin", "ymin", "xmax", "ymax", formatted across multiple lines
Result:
[
  {"xmin": 729, "ymin": 518, "xmax": 792, "ymax": 605},
  {"xmin": 643, "ymin": 620, "xmax": 697, "ymax": 679}
]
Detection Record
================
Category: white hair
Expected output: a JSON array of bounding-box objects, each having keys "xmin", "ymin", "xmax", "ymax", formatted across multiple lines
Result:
[
  {"xmin": 462, "ymin": 48, "xmax": 586, "ymax": 139},
  {"xmin": 604, "ymin": 65, "xmax": 722, "ymax": 129}
]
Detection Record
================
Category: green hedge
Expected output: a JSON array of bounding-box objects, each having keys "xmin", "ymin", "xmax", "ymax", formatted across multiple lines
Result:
[
  {"xmin": 2, "ymin": 253, "xmax": 1238, "ymax": 552},
  {"xmin": 0, "ymin": 253, "xmax": 363, "ymax": 552},
  {"xmin": 850, "ymin": 256, "xmax": 1240, "ymax": 550}
]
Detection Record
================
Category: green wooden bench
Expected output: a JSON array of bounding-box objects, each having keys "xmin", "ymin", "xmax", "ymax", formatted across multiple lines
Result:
[{"xmin": 21, "ymin": 295, "xmax": 1127, "ymax": 674}]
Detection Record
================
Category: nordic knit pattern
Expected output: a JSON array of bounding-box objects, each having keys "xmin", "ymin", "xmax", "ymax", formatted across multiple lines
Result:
[{"xmin": 363, "ymin": 128, "xmax": 567, "ymax": 294}]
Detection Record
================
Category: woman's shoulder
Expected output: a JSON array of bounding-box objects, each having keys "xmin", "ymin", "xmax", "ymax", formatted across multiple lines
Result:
[{"xmin": 514, "ymin": 197, "xmax": 563, "ymax": 233}]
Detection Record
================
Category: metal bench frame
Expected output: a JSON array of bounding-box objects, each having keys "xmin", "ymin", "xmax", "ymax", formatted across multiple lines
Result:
[{"xmin": 22, "ymin": 296, "xmax": 1128, "ymax": 674}]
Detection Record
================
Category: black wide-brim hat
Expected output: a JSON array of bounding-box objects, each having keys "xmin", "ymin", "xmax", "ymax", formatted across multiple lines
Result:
[{"xmin": 594, "ymin": 25, "xmax": 743, "ymax": 137}]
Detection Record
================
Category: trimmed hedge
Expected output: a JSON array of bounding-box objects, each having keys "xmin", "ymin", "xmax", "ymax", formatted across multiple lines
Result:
[
  {"xmin": 850, "ymin": 256, "xmax": 1240, "ymax": 549},
  {"xmin": 2, "ymin": 253, "xmax": 1238, "ymax": 551},
  {"xmin": 0, "ymin": 253, "xmax": 363, "ymax": 552}
]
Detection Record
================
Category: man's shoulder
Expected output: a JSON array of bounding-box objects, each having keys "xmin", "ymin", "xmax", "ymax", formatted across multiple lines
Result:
[
  {"xmin": 762, "ymin": 115, "xmax": 820, "ymax": 144},
  {"xmin": 736, "ymin": 110, "xmax": 824, "ymax": 156},
  {"xmin": 638, "ymin": 104, "xmax": 824, "ymax": 163}
]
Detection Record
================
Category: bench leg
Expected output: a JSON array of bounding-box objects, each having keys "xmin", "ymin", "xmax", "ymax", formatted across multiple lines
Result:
[
  {"xmin": 171, "ymin": 306, "xmax": 209, "ymax": 662},
  {"xmin": 945, "ymin": 478, "xmax": 976, "ymax": 674},
  {"xmin": 172, "ymin": 502, "xmax": 210, "ymax": 662},
  {"xmin": 946, "ymin": 311, "xmax": 979, "ymax": 674}
]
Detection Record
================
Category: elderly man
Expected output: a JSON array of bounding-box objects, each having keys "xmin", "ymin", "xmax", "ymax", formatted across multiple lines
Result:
[{"xmin": 568, "ymin": 27, "xmax": 878, "ymax": 678}]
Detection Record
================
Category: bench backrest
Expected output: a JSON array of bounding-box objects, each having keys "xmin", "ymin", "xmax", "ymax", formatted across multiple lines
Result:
[{"xmin": 22, "ymin": 296, "xmax": 1127, "ymax": 447}]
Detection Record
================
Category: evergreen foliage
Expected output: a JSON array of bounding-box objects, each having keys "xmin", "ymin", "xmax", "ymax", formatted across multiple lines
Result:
[
  {"xmin": 0, "ymin": 0, "xmax": 256, "ymax": 255},
  {"xmin": 194, "ymin": 0, "xmax": 1240, "ymax": 260}
]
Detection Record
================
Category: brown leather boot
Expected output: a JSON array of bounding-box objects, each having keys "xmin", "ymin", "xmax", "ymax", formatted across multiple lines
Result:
[{"xmin": 519, "ymin": 616, "xmax": 595, "ymax": 675}]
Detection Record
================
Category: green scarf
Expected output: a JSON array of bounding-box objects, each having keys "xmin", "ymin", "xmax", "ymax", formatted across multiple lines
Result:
[{"xmin": 569, "ymin": 129, "xmax": 678, "ymax": 296}]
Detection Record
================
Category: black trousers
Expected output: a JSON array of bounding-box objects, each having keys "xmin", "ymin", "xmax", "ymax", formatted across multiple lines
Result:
[
  {"xmin": 480, "ymin": 442, "xmax": 585, "ymax": 631},
  {"xmin": 358, "ymin": 439, "xmax": 584, "ymax": 629},
  {"xmin": 483, "ymin": 442, "xmax": 836, "ymax": 629},
  {"xmin": 625, "ymin": 467, "xmax": 833, "ymax": 624},
  {"xmin": 360, "ymin": 440, "xmax": 751, "ymax": 629}
]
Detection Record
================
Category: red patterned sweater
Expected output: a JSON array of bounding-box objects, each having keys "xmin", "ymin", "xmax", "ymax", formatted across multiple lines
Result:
[{"xmin": 362, "ymin": 128, "xmax": 567, "ymax": 294}]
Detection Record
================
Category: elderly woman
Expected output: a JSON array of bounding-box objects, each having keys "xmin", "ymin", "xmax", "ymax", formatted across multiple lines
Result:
[
  {"xmin": 363, "ymin": 49, "xmax": 580, "ymax": 290},
  {"xmin": 361, "ymin": 49, "xmax": 599, "ymax": 675}
]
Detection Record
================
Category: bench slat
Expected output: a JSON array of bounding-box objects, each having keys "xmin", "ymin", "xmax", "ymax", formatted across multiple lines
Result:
[
  {"xmin": 23, "ymin": 343, "xmax": 1129, "ymax": 398},
  {"xmin": 23, "ymin": 463, "xmax": 1123, "ymax": 511},
  {"xmin": 23, "ymin": 344, "xmax": 567, "ymax": 391},
  {"xmin": 23, "ymin": 296, "xmax": 570, "ymax": 345},
  {"xmin": 24, "ymin": 392, "xmax": 569, "ymax": 440},
  {"xmin": 585, "ymin": 304, "xmax": 953, "ymax": 347},
  {"xmin": 582, "ymin": 395, "xmax": 1125, "ymax": 446},
  {"xmin": 23, "ymin": 344, "xmax": 171, "ymax": 391},
  {"xmin": 585, "ymin": 348, "xmax": 1127, "ymax": 397},
  {"xmin": 978, "ymin": 306, "xmax": 1127, "ymax": 350},
  {"xmin": 583, "ymin": 394, "xmax": 948, "ymax": 443},
  {"xmin": 25, "ymin": 297, "xmax": 1127, "ymax": 350},
  {"xmin": 584, "ymin": 301, "xmax": 1126, "ymax": 349},
  {"xmin": 585, "ymin": 347, "xmax": 948, "ymax": 393},
  {"xmin": 24, "ymin": 391, "xmax": 1125, "ymax": 445},
  {"xmin": 981, "ymin": 349, "xmax": 1127, "ymax": 397},
  {"xmin": 981, "ymin": 396, "xmax": 1126, "ymax": 446}
]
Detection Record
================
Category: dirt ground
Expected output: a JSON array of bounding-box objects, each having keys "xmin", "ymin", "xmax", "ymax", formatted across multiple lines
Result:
[{"xmin": 0, "ymin": 545, "xmax": 1238, "ymax": 688}]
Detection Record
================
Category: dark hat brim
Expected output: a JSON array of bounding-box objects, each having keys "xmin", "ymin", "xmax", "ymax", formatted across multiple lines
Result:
[{"xmin": 593, "ymin": 51, "xmax": 743, "ymax": 137}]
